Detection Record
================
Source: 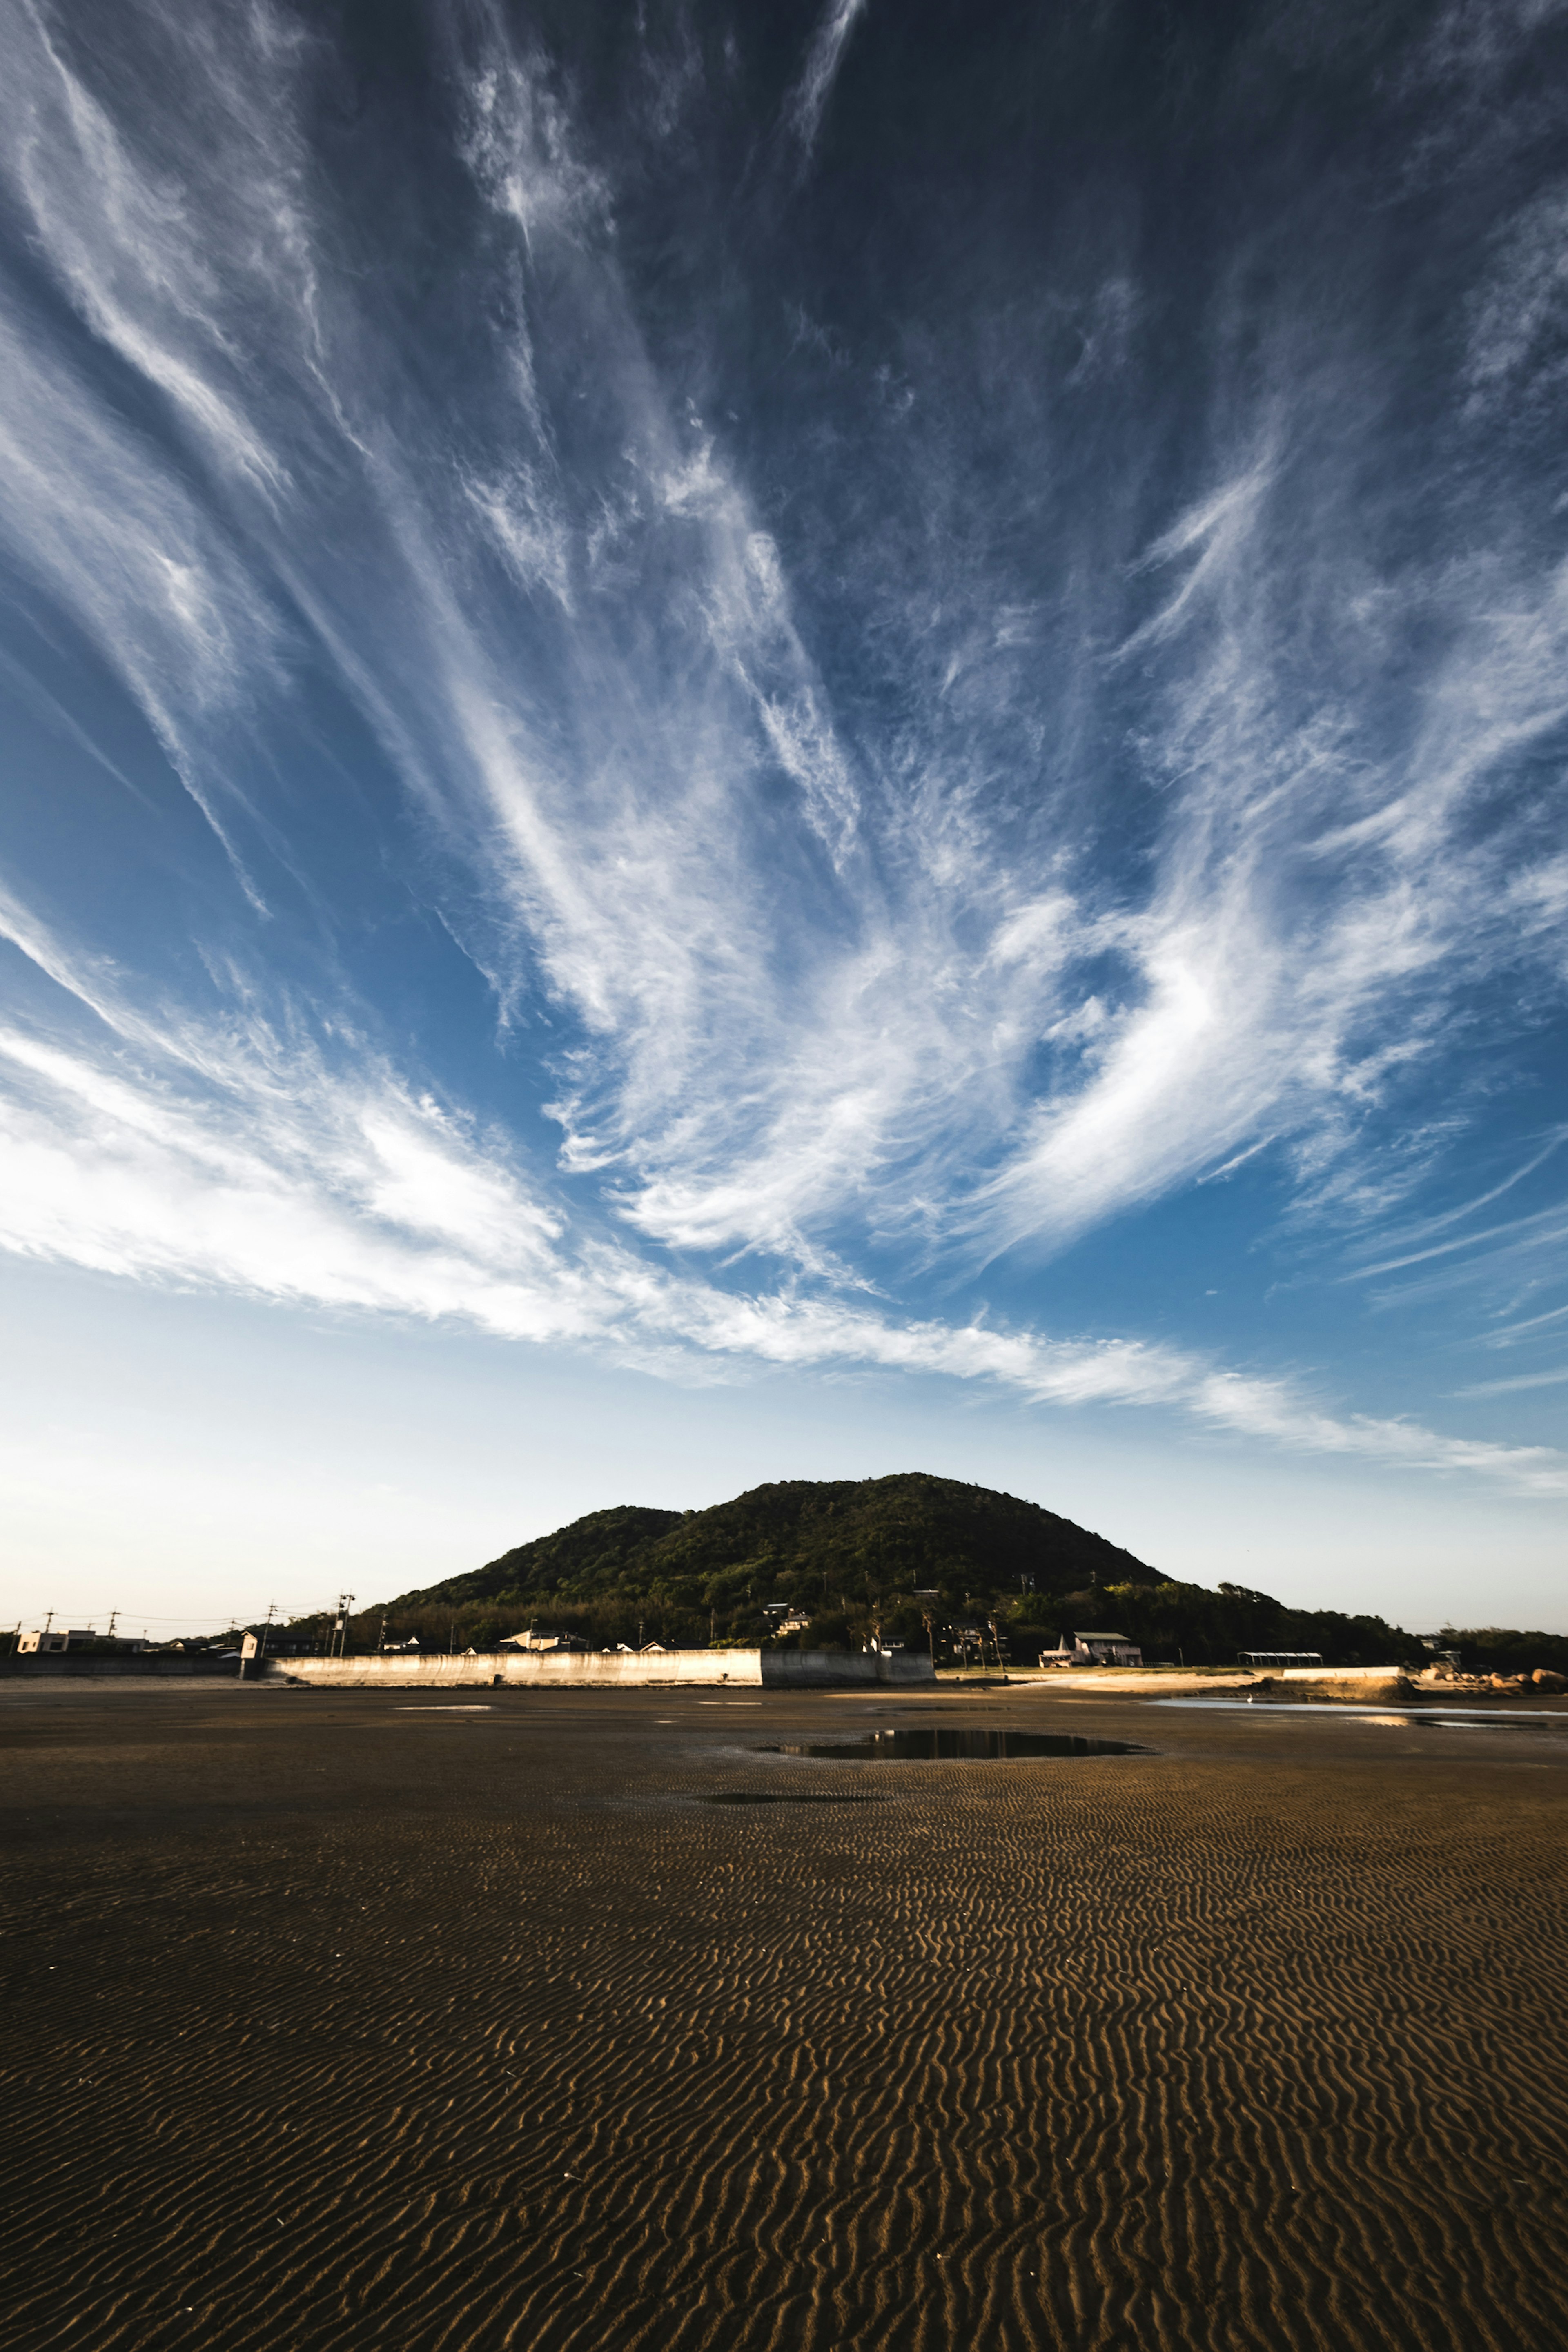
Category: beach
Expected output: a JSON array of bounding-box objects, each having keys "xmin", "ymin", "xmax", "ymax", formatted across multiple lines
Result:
[{"xmin": 2, "ymin": 1682, "xmax": 1565, "ymax": 2350}]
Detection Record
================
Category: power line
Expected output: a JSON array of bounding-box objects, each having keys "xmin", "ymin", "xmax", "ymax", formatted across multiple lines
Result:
[{"xmin": 0, "ymin": 1600, "xmax": 343, "ymax": 1624}]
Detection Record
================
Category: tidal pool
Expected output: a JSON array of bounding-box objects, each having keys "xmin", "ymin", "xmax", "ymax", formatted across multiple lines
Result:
[{"xmin": 755, "ymin": 1728, "xmax": 1152, "ymax": 1761}]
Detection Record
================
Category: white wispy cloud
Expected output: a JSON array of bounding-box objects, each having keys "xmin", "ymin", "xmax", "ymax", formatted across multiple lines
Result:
[
  {"xmin": 1347, "ymin": 1202, "xmax": 1568, "ymax": 1285},
  {"xmin": 0, "ymin": 1, "xmax": 1564, "ymax": 1498},
  {"xmin": 1456, "ymin": 1366, "xmax": 1568, "ymax": 1397},
  {"xmin": 967, "ymin": 492, "xmax": 1568, "ymax": 1260},
  {"xmin": 784, "ymin": 0, "xmax": 869, "ymax": 154},
  {"xmin": 0, "ymin": 886, "xmax": 1561, "ymax": 1493},
  {"xmin": 7, "ymin": 0, "xmax": 289, "ymax": 494},
  {"xmin": 11, "ymin": 0, "xmax": 1563, "ymax": 1281},
  {"xmin": 0, "ymin": 300, "xmax": 281, "ymax": 897}
]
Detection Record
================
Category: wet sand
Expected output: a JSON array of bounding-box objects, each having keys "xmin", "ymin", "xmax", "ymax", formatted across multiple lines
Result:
[{"xmin": 2, "ymin": 1683, "xmax": 1566, "ymax": 2351}]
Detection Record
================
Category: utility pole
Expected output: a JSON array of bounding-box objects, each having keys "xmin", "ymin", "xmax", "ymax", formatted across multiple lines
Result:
[
  {"xmin": 107, "ymin": 1610, "xmax": 118, "ymax": 1642},
  {"xmin": 261, "ymin": 1601, "xmax": 276, "ymax": 1661}
]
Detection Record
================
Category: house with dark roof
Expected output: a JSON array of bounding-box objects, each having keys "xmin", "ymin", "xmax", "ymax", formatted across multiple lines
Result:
[{"xmin": 1039, "ymin": 1630, "xmax": 1143, "ymax": 1667}]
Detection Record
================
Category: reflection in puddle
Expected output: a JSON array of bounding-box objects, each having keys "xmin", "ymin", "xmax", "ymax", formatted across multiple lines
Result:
[{"xmin": 755, "ymin": 1728, "xmax": 1152, "ymax": 1760}]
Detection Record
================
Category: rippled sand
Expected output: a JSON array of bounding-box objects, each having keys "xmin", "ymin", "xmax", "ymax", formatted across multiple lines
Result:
[{"xmin": 2, "ymin": 1685, "xmax": 1565, "ymax": 2350}]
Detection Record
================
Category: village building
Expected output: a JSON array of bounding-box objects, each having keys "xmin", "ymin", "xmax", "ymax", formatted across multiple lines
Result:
[{"xmin": 1039, "ymin": 1630, "xmax": 1144, "ymax": 1667}]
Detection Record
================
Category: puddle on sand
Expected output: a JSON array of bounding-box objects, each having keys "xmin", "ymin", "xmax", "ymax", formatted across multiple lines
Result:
[{"xmin": 755, "ymin": 1728, "xmax": 1152, "ymax": 1761}]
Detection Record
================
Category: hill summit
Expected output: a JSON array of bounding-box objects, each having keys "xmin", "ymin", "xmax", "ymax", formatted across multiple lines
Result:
[{"xmin": 403, "ymin": 1473, "xmax": 1149, "ymax": 1613}]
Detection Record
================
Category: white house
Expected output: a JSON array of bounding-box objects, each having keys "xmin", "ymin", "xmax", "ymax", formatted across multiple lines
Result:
[
  {"xmin": 1039, "ymin": 1630, "xmax": 1143, "ymax": 1667},
  {"xmin": 1073, "ymin": 1629, "xmax": 1143, "ymax": 1666}
]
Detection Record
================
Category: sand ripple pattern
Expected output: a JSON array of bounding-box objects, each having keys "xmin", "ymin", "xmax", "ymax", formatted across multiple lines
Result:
[{"xmin": 2, "ymin": 1696, "xmax": 1566, "ymax": 2349}]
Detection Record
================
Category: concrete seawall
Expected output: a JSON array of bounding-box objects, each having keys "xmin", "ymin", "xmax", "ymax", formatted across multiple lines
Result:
[
  {"xmin": 263, "ymin": 1648, "xmax": 935, "ymax": 1691},
  {"xmin": 759, "ymin": 1651, "xmax": 934, "ymax": 1688},
  {"xmin": 0, "ymin": 1656, "xmax": 238, "ymax": 1679},
  {"xmin": 1013, "ymin": 1664, "xmax": 1415, "ymax": 1697}
]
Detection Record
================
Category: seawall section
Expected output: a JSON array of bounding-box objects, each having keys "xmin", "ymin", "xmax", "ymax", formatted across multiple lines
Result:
[
  {"xmin": 1012, "ymin": 1664, "xmax": 1414, "ymax": 1697},
  {"xmin": 263, "ymin": 1649, "xmax": 935, "ymax": 1690},
  {"xmin": 761, "ymin": 1651, "xmax": 934, "ymax": 1688},
  {"xmin": 0, "ymin": 1656, "xmax": 239, "ymax": 1679}
]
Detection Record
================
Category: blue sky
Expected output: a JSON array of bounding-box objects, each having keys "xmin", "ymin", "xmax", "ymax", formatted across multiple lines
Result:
[{"xmin": 1, "ymin": 0, "xmax": 1565, "ymax": 1633}]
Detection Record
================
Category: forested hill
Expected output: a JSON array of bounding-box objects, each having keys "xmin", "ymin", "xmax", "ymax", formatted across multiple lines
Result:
[
  {"xmin": 370, "ymin": 1472, "xmax": 1445, "ymax": 1668},
  {"xmin": 399, "ymin": 1474, "xmax": 1150, "ymax": 1613},
  {"xmin": 423, "ymin": 1503, "xmax": 688, "ymax": 1607}
]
